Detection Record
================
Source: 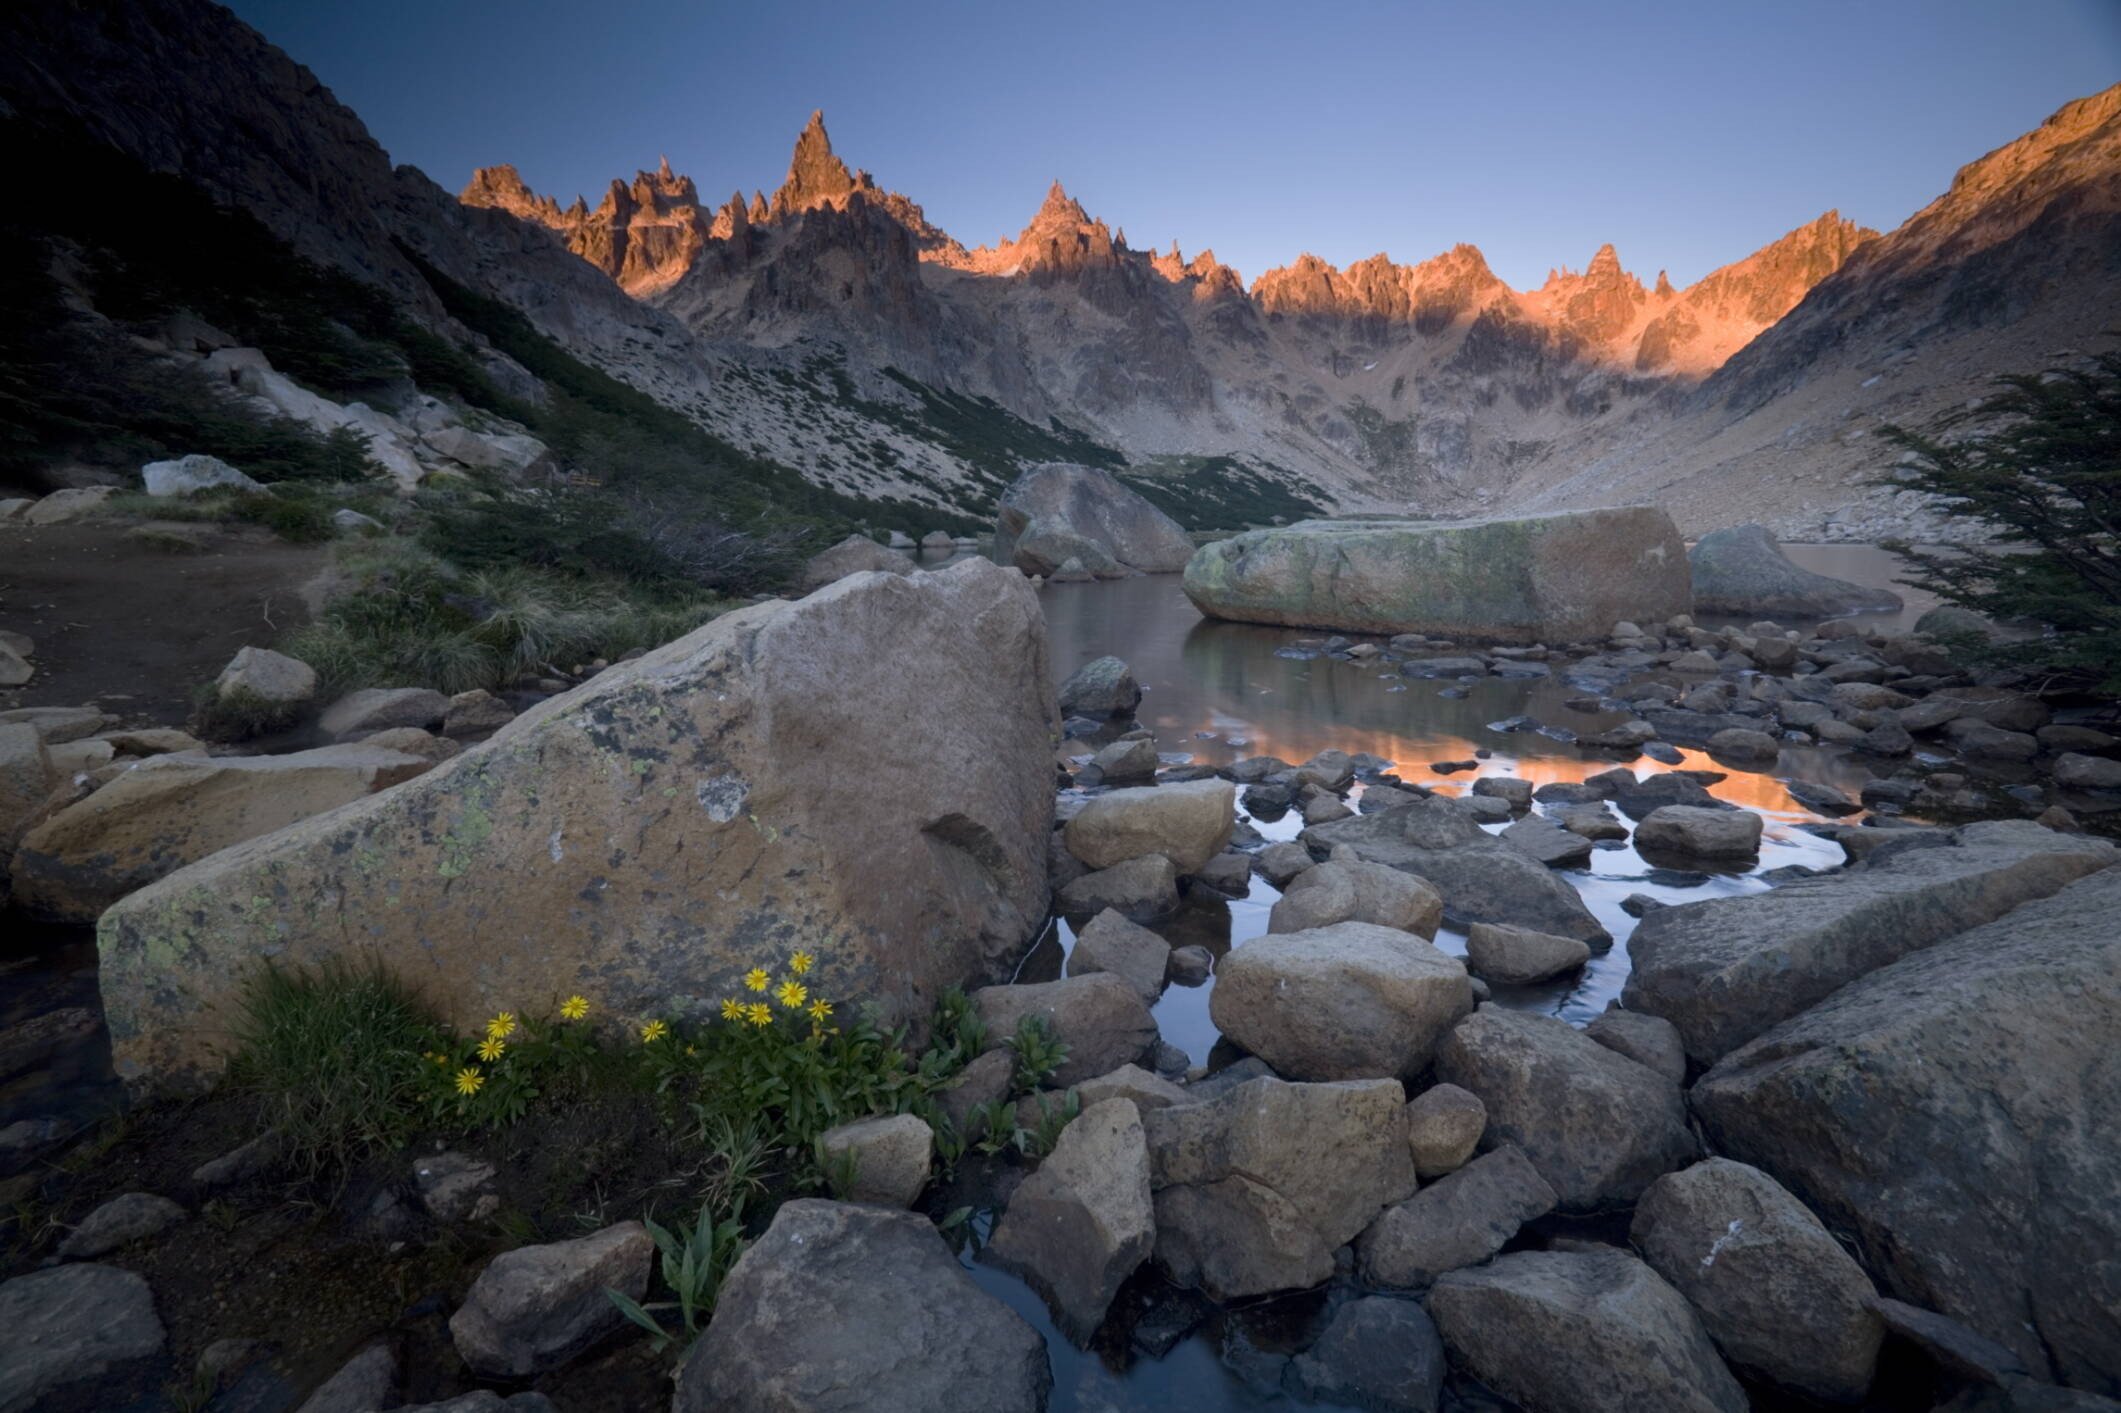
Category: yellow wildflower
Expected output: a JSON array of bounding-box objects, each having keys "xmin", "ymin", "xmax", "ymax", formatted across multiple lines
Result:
[
  {"xmin": 485, "ymin": 1011, "xmax": 516, "ymax": 1040},
  {"xmin": 744, "ymin": 1003, "xmax": 773, "ymax": 1027},
  {"xmin": 559, "ymin": 995, "xmax": 589, "ymax": 1021},
  {"xmin": 776, "ymin": 979, "xmax": 808, "ymax": 1010},
  {"xmin": 719, "ymin": 998, "xmax": 745, "ymax": 1021},
  {"xmin": 788, "ymin": 951, "xmax": 815, "ymax": 976},
  {"xmin": 454, "ymin": 1067, "xmax": 484, "ymax": 1097},
  {"xmin": 640, "ymin": 1019, "xmax": 670, "ymax": 1043},
  {"xmin": 808, "ymin": 998, "xmax": 832, "ymax": 1023},
  {"xmin": 476, "ymin": 1037, "xmax": 506, "ymax": 1062},
  {"xmin": 743, "ymin": 968, "xmax": 770, "ymax": 993}
]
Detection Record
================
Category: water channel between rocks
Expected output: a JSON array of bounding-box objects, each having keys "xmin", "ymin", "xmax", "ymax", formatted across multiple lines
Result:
[{"xmin": 943, "ymin": 543, "xmax": 1936, "ymax": 1411}]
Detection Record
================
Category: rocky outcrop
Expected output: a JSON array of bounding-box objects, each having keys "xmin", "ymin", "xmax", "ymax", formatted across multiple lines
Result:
[
  {"xmin": 97, "ymin": 561, "xmax": 1055, "ymax": 1093},
  {"xmin": 1143, "ymin": 1076, "xmax": 1413, "ymax": 1300},
  {"xmin": 675, "ymin": 1200, "xmax": 1051, "ymax": 1413},
  {"xmin": 1210, "ymin": 922, "xmax": 1471, "ymax": 1081},
  {"xmin": 1184, "ymin": 510, "xmax": 1690, "ymax": 643},
  {"xmin": 1428, "ymin": 1250, "xmax": 1747, "ymax": 1413},
  {"xmin": 993, "ymin": 464, "xmax": 1195, "ymax": 575},
  {"xmin": 12, "ymin": 744, "xmax": 432, "ymax": 923},
  {"xmin": 1687, "ymin": 524, "xmax": 1903, "ymax": 617},
  {"xmin": 1624, "ymin": 820, "xmax": 2116, "ymax": 1064},
  {"xmin": 1691, "ymin": 866, "xmax": 2121, "ymax": 1391}
]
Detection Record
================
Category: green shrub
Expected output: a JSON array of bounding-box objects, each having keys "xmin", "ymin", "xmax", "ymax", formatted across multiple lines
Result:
[{"xmin": 189, "ymin": 682, "xmax": 306, "ymax": 743}]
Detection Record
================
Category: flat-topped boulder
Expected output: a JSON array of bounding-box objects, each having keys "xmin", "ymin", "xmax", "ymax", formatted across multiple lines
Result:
[
  {"xmin": 1624, "ymin": 820, "xmax": 2116, "ymax": 1064},
  {"xmin": 1687, "ymin": 524, "xmax": 1903, "ymax": 618},
  {"xmin": 994, "ymin": 463, "xmax": 1195, "ymax": 575},
  {"xmin": 1692, "ymin": 866, "xmax": 2121, "ymax": 1390},
  {"xmin": 1182, "ymin": 508, "xmax": 1690, "ymax": 643},
  {"xmin": 97, "ymin": 560, "xmax": 1056, "ymax": 1094}
]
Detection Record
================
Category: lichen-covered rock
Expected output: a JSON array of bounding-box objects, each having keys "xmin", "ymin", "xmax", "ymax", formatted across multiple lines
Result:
[
  {"xmin": 98, "ymin": 561, "xmax": 1055, "ymax": 1094},
  {"xmin": 995, "ymin": 463, "xmax": 1194, "ymax": 575},
  {"xmin": 675, "ymin": 1200, "xmax": 1050, "ymax": 1413},
  {"xmin": 1144, "ymin": 1076, "xmax": 1412, "ymax": 1300},
  {"xmin": 1211, "ymin": 922, "xmax": 1471, "ymax": 1081},
  {"xmin": 1688, "ymin": 524, "xmax": 1902, "ymax": 618},
  {"xmin": 14, "ymin": 744, "xmax": 432, "ymax": 923},
  {"xmin": 1428, "ymin": 1250, "xmax": 1746, "ymax": 1413},
  {"xmin": 1183, "ymin": 509, "xmax": 1690, "ymax": 643},
  {"xmin": 1631, "ymin": 1158, "xmax": 1883, "ymax": 1403}
]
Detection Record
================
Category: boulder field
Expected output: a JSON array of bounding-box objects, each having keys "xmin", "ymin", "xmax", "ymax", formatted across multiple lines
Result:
[
  {"xmin": 94, "ymin": 560, "xmax": 1057, "ymax": 1094},
  {"xmin": 1181, "ymin": 508, "xmax": 1691, "ymax": 642}
]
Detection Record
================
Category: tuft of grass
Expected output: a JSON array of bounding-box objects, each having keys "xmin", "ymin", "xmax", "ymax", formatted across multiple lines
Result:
[
  {"xmin": 226, "ymin": 962, "xmax": 447, "ymax": 1174},
  {"xmin": 189, "ymin": 682, "xmax": 306, "ymax": 743}
]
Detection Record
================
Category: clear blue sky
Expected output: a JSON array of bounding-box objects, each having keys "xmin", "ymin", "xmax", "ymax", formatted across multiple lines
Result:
[{"xmin": 225, "ymin": 0, "xmax": 2119, "ymax": 290}]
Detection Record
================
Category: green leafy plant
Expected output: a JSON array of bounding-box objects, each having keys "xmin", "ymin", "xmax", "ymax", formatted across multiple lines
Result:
[
  {"xmin": 604, "ymin": 1204, "xmax": 748, "ymax": 1352},
  {"xmin": 1878, "ymin": 347, "xmax": 2121, "ymax": 691},
  {"xmin": 969, "ymin": 1099, "xmax": 1019, "ymax": 1159},
  {"xmin": 1004, "ymin": 1015, "xmax": 1068, "ymax": 1094},
  {"xmin": 1019, "ymin": 1088, "xmax": 1082, "ymax": 1159},
  {"xmin": 807, "ymin": 1133, "xmax": 862, "ymax": 1199}
]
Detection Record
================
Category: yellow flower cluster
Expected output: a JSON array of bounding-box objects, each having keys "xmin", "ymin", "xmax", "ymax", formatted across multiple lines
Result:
[
  {"xmin": 449, "ymin": 997, "xmax": 592, "ymax": 1100},
  {"xmin": 719, "ymin": 952, "xmax": 832, "ymax": 1034}
]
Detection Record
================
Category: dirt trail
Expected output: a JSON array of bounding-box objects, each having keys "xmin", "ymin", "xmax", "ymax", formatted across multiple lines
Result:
[{"xmin": 0, "ymin": 520, "xmax": 330, "ymax": 727}]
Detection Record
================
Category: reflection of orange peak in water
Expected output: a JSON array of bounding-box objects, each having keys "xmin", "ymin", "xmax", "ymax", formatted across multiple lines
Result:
[{"xmin": 1198, "ymin": 721, "xmax": 1829, "ymax": 823}]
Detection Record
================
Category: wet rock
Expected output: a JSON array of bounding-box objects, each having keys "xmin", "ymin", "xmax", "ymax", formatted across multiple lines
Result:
[
  {"xmin": 1184, "ymin": 509, "xmax": 1691, "ymax": 643},
  {"xmin": 2055, "ymin": 752, "xmax": 2121, "ymax": 792},
  {"xmin": 1358, "ymin": 1143, "xmax": 1558, "ymax": 1288},
  {"xmin": 677, "ymin": 1199, "xmax": 1050, "ymax": 1412},
  {"xmin": 1692, "ymin": 866, "xmax": 2121, "ymax": 1387},
  {"xmin": 1056, "ymin": 854, "xmax": 1179, "ymax": 920},
  {"xmin": 56, "ymin": 1191, "xmax": 185, "ymax": 1261},
  {"xmin": 1144, "ymin": 1076, "xmax": 1413, "ymax": 1300},
  {"xmin": 1632, "ymin": 1158, "xmax": 1883, "ymax": 1403},
  {"xmin": 1065, "ymin": 909, "xmax": 1171, "ymax": 1004},
  {"xmin": 1190, "ymin": 850, "xmax": 1253, "ymax": 896},
  {"xmin": 1064, "ymin": 779, "xmax": 1235, "ymax": 875},
  {"xmin": 1625, "ymin": 819, "xmax": 2116, "ymax": 1063},
  {"xmin": 995, "ymin": 463, "xmax": 1195, "ymax": 575},
  {"xmin": 1166, "ymin": 945, "xmax": 1213, "ymax": 987},
  {"xmin": 1088, "ymin": 736, "xmax": 1159, "ymax": 783},
  {"xmin": 1307, "ymin": 800, "xmax": 1609, "ymax": 943},
  {"xmin": 797, "ymin": 533, "xmax": 916, "ymax": 592},
  {"xmin": 295, "ymin": 1342, "xmax": 395, "ymax": 1413},
  {"xmin": 1946, "ymin": 718, "xmax": 2040, "ymax": 761},
  {"xmin": 1558, "ymin": 803, "xmax": 1629, "ymax": 840},
  {"xmin": 12, "ymin": 743, "xmax": 433, "ymax": 923},
  {"xmin": 988, "ymin": 1098, "xmax": 1153, "ymax": 1342},
  {"xmin": 1932, "ymin": 686, "xmax": 2050, "ymax": 734},
  {"xmin": 1464, "ymin": 921, "xmax": 1591, "ymax": 985},
  {"xmin": 1287, "ymin": 1296, "xmax": 1447, "ymax": 1413},
  {"xmin": 1451, "ymin": 793, "xmax": 1514, "ymax": 824},
  {"xmin": 817, "ymin": 1114, "xmax": 932, "ymax": 1208},
  {"xmin": 1267, "ymin": 859, "xmax": 1443, "ymax": 937},
  {"xmin": 450, "ymin": 1221, "xmax": 653, "ymax": 1376},
  {"xmin": 1405, "ymin": 1082, "xmax": 1486, "ymax": 1178},
  {"xmin": 1471, "ymin": 775, "xmax": 1533, "ymax": 810},
  {"xmin": 0, "ymin": 1263, "xmax": 165, "ymax": 1412},
  {"xmin": 104, "ymin": 563, "xmax": 1058, "ymax": 1093},
  {"xmin": 974, "ymin": 974, "xmax": 1157, "ymax": 1087},
  {"xmin": 1783, "ymin": 778, "xmax": 1860, "ymax": 816},
  {"xmin": 1058, "ymin": 655, "xmax": 1143, "ymax": 719},
  {"xmin": 213, "ymin": 645, "xmax": 316, "ymax": 708},
  {"xmin": 1705, "ymin": 727, "xmax": 1781, "ymax": 764},
  {"xmin": 1436, "ymin": 1008, "xmax": 1696, "ymax": 1210},
  {"xmin": 1500, "ymin": 814, "xmax": 1595, "ymax": 868},
  {"xmin": 1583, "ymin": 1010, "xmax": 1687, "ymax": 1083},
  {"xmin": 440, "ymin": 689, "xmax": 515, "ymax": 738},
  {"xmin": 1634, "ymin": 805, "xmax": 1763, "ymax": 861},
  {"xmin": 1428, "ymin": 1249, "xmax": 1747, "ymax": 1413},
  {"xmin": 1211, "ymin": 922, "xmax": 1472, "ymax": 1081},
  {"xmin": 1075, "ymin": 1063, "xmax": 1188, "ymax": 1113}
]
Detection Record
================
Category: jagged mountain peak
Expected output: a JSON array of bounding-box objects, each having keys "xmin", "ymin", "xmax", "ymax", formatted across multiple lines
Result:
[{"xmin": 770, "ymin": 108, "xmax": 855, "ymax": 217}]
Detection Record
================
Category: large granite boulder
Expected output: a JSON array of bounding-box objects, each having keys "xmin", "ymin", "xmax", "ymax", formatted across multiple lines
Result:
[
  {"xmin": 1428, "ymin": 1250, "xmax": 1747, "ymax": 1413},
  {"xmin": 1266, "ymin": 859, "xmax": 1443, "ymax": 937},
  {"xmin": 1435, "ymin": 1008, "xmax": 1696, "ymax": 1211},
  {"xmin": 1306, "ymin": 800, "xmax": 1609, "ymax": 943},
  {"xmin": 675, "ymin": 1200, "xmax": 1050, "ymax": 1412},
  {"xmin": 98, "ymin": 561, "xmax": 1055, "ymax": 1093},
  {"xmin": 12, "ymin": 744, "xmax": 433, "ymax": 923},
  {"xmin": 1631, "ymin": 1158, "xmax": 1883, "ymax": 1403},
  {"xmin": 798, "ymin": 535, "xmax": 915, "ymax": 592},
  {"xmin": 987, "ymin": 1098, "xmax": 1154, "ymax": 1342},
  {"xmin": 1182, "ymin": 508, "xmax": 1690, "ymax": 643},
  {"xmin": 1691, "ymin": 866, "xmax": 2121, "ymax": 1391},
  {"xmin": 1210, "ymin": 922, "xmax": 1471, "ymax": 1081},
  {"xmin": 1144, "ymin": 1076, "xmax": 1413, "ymax": 1300},
  {"xmin": 1063, "ymin": 779, "xmax": 1234, "ymax": 875},
  {"xmin": 994, "ymin": 463, "xmax": 1194, "ymax": 575},
  {"xmin": 1687, "ymin": 524, "xmax": 1903, "ymax": 618},
  {"xmin": 1624, "ymin": 821, "xmax": 2116, "ymax": 1064}
]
